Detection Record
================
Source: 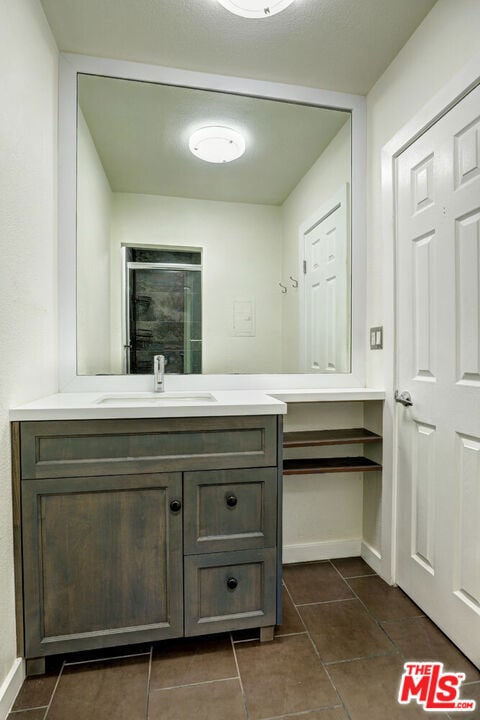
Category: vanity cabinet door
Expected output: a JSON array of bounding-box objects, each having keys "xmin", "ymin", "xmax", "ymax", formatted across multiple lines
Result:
[
  {"xmin": 184, "ymin": 468, "xmax": 277, "ymax": 554},
  {"xmin": 22, "ymin": 472, "xmax": 183, "ymax": 657}
]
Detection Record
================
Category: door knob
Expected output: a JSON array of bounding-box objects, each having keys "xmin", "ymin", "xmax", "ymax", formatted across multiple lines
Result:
[
  {"xmin": 226, "ymin": 494, "xmax": 238, "ymax": 507},
  {"xmin": 169, "ymin": 499, "xmax": 182, "ymax": 513},
  {"xmin": 395, "ymin": 390, "xmax": 413, "ymax": 407}
]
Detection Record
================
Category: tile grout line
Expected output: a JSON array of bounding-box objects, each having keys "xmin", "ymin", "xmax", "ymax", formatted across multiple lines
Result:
[
  {"xmin": 287, "ymin": 573, "xmax": 354, "ymax": 720},
  {"xmin": 324, "ymin": 650, "xmax": 405, "ymax": 667},
  {"xmin": 145, "ymin": 645, "xmax": 153, "ymax": 720},
  {"xmin": 41, "ymin": 660, "xmax": 66, "ymax": 720},
  {"xmin": 283, "ymin": 561, "xmax": 361, "ymax": 608},
  {"xmin": 256, "ymin": 703, "xmax": 346, "ymax": 720},
  {"xmin": 233, "ymin": 631, "xmax": 307, "ymax": 644},
  {"xmin": 281, "ymin": 580, "xmax": 306, "ymax": 632},
  {"xmin": 339, "ymin": 572, "xmax": 378, "ymax": 579},
  {"xmin": 295, "ymin": 583, "xmax": 400, "ymax": 664},
  {"xmin": 296, "ymin": 618, "xmax": 352, "ymax": 720},
  {"xmin": 295, "ymin": 597, "xmax": 358, "ymax": 608},
  {"xmin": 230, "ymin": 633, "xmax": 251, "ymax": 720},
  {"xmin": 64, "ymin": 650, "xmax": 151, "ymax": 666},
  {"xmin": 328, "ymin": 557, "xmax": 378, "ymax": 580},
  {"xmin": 149, "ymin": 675, "xmax": 241, "ymax": 694},
  {"xmin": 334, "ymin": 563, "xmax": 426, "ymax": 625},
  {"xmin": 329, "ymin": 562, "xmax": 408, "ymax": 656},
  {"xmin": 233, "ymin": 637, "xmax": 260, "ymax": 644},
  {"xmin": 8, "ymin": 706, "xmax": 48, "ymax": 714}
]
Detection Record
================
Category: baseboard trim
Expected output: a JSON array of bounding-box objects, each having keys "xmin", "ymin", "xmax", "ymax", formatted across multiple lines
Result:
[
  {"xmin": 361, "ymin": 540, "xmax": 382, "ymax": 575},
  {"xmin": 0, "ymin": 658, "xmax": 24, "ymax": 720},
  {"xmin": 283, "ymin": 539, "xmax": 362, "ymax": 564}
]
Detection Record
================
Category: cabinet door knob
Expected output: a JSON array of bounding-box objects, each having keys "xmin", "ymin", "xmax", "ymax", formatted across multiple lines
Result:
[
  {"xmin": 226, "ymin": 576, "xmax": 238, "ymax": 590},
  {"xmin": 226, "ymin": 494, "xmax": 238, "ymax": 507},
  {"xmin": 169, "ymin": 499, "xmax": 182, "ymax": 513}
]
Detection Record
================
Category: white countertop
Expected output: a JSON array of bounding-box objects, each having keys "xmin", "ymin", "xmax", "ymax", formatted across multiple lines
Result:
[
  {"xmin": 9, "ymin": 388, "xmax": 385, "ymax": 421},
  {"xmin": 268, "ymin": 388, "xmax": 385, "ymax": 403},
  {"xmin": 9, "ymin": 390, "xmax": 287, "ymax": 421}
]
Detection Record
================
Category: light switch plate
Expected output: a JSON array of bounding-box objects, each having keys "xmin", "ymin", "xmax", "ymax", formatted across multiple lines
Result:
[
  {"xmin": 233, "ymin": 300, "xmax": 256, "ymax": 337},
  {"xmin": 370, "ymin": 326, "xmax": 383, "ymax": 350}
]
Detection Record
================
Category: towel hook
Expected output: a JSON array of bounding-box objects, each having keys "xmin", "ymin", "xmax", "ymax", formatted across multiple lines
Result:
[
  {"xmin": 279, "ymin": 283, "xmax": 287, "ymax": 294},
  {"xmin": 289, "ymin": 276, "xmax": 299, "ymax": 288}
]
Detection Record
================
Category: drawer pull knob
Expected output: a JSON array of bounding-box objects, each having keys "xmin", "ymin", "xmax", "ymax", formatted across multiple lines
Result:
[
  {"xmin": 169, "ymin": 499, "xmax": 182, "ymax": 513},
  {"xmin": 226, "ymin": 576, "xmax": 238, "ymax": 590},
  {"xmin": 226, "ymin": 494, "xmax": 238, "ymax": 508}
]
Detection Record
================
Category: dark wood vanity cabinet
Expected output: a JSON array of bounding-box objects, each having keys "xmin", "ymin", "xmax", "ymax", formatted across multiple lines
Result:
[{"xmin": 12, "ymin": 415, "xmax": 282, "ymax": 673}]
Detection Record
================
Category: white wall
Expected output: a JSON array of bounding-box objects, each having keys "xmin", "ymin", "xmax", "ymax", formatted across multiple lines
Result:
[
  {"xmin": 0, "ymin": 0, "xmax": 58, "ymax": 701},
  {"xmin": 77, "ymin": 110, "xmax": 112, "ymax": 374},
  {"xmin": 366, "ymin": 0, "xmax": 480, "ymax": 387},
  {"xmin": 110, "ymin": 193, "xmax": 283, "ymax": 374},
  {"xmin": 281, "ymin": 119, "xmax": 351, "ymax": 372}
]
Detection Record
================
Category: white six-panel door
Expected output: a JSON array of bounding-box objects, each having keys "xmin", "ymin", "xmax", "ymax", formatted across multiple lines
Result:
[
  {"xmin": 396, "ymin": 84, "xmax": 480, "ymax": 667},
  {"xmin": 302, "ymin": 184, "xmax": 350, "ymax": 373}
]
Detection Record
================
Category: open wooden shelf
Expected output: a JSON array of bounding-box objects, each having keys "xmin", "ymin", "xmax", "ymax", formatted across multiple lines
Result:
[
  {"xmin": 283, "ymin": 427, "xmax": 381, "ymax": 448},
  {"xmin": 283, "ymin": 456, "xmax": 382, "ymax": 475}
]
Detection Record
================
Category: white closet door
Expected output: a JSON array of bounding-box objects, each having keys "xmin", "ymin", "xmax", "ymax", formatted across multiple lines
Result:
[
  {"xmin": 396, "ymin": 84, "xmax": 480, "ymax": 667},
  {"xmin": 303, "ymin": 184, "xmax": 349, "ymax": 373}
]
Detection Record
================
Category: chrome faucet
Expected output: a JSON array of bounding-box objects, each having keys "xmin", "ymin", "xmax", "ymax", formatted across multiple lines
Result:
[{"xmin": 153, "ymin": 355, "xmax": 166, "ymax": 393}]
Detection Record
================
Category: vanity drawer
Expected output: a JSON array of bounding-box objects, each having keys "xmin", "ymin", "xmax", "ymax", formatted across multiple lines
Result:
[
  {"xmin": 184, "ymin": 549, "xmax": 276, "ymax": 636},
  {"xmin": 184, "ymin": 468, "xmax": 277, "ymax": 554},
  {"xmin": 20, "ymin": 416, "xmax": 277, "ymax": 479}
]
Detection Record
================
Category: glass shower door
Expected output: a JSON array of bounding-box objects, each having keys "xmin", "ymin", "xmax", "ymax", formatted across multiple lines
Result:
[{"xmin": 127, "ymin": 266, "xmax": 202, "ymax": 375}]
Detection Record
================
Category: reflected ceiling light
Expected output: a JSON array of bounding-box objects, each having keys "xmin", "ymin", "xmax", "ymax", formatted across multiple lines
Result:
[
  {"xmin": 217, "ymin": 0, "xmax": 295, "ymax": 18},
  {"xmin": 189, "ymin": 126, "xmax": 246, "ymax": 163}
]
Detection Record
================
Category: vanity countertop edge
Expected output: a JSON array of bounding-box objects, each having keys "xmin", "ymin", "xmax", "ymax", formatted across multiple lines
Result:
[{"xmin": 9, "ymin": 388, "xmax": 385, "ymax": 421}]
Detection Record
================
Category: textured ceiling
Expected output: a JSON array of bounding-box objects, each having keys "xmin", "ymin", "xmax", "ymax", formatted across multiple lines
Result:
[
  {"xmin": 78, "ymin": 74, "xmax": 350, "ymax": 205},
  {"xmin": 41, "ymin": 0, "xmax": 437, "ymax": 95}
]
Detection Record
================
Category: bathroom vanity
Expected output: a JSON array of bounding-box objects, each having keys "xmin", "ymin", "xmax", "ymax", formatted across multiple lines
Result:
[
  {"xmin": 10, "ymin": 387, "xmax": 386, "ymax": 675},
  {"xmin": 11, "ymin": 394, "xmax": 285, "ymax": 675}
]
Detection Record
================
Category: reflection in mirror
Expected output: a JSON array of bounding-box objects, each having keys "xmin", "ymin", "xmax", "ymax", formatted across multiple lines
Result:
[
  {"xmin": 125, "ymin": 246, "xmax": 202, "ymax": 374},
  {"xmin": 76, "ymin": 74, "xmax": 351, "ymax": 375}
]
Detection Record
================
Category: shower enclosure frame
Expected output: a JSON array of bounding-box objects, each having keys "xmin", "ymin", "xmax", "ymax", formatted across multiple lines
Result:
[{"xmin": 121, "ymin": 246, "xmax": 203, "ymax": 375}]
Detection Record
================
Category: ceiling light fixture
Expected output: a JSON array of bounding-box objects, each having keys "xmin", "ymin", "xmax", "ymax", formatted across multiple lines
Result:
[
  {"xmin": 189, "ymin": 126, "xmax": 246, "ymax": 163},
  {"xmin": 217, "ymin": 0, "xmax": 295, "ymax": 18}
]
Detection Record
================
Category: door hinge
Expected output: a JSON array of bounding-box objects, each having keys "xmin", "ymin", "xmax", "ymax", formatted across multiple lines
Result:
[{"xmin": 303, "ymin": 260, "xmax": 307, "ymax": 274}]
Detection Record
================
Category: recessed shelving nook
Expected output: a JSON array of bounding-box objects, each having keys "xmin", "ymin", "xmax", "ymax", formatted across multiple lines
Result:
[
  {"xmin": 279, "ymin": 395, "xmax": 384, "ymax": 569},
  {"xmin": 283, "ymin": 427, "xmax": 382, "ymax": 474}
]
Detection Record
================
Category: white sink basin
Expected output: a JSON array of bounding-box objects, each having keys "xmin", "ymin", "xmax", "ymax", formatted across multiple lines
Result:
[{"xmin": 95, "ymin": 392, "xmax": 216, "ymax": 405}]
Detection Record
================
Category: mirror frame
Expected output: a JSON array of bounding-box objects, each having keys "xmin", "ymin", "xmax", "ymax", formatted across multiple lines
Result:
[{"xmin": 59, "ymin": 52, "xmax": 367, "ymax": 391}]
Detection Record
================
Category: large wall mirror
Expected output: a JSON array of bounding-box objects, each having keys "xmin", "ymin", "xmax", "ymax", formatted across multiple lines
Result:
[{"xmin": 60, "ymin": 56, "xmax": 366, "ymax": 388}]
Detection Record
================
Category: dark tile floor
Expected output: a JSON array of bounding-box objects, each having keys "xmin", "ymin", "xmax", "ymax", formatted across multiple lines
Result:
[{"xmin": 9, "ymin": 559, "xmax": 480, "ymax": 720}]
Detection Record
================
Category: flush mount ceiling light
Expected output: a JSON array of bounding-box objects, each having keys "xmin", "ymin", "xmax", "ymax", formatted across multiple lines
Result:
[
  {"xmin": 189, "ymin": 126, "xmax": 246, "ymax": 163},
  {"xmin": 217, "ymin": 0, "xmax": 295, "ymax": 18}
]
